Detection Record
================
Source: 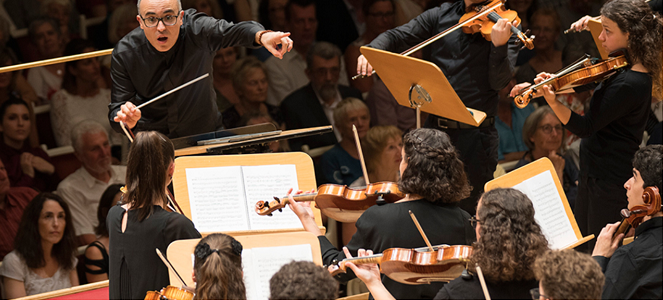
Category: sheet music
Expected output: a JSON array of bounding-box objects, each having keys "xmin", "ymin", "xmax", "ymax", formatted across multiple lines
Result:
[
  {"xmin": 513, "ymin": 170, "xmax": 578, "ymax": 249},
  {"xmin": 242, "ymin": 165, "xmax": 303, "ymax": 231},
  {"xmin": 243, "ymin": 244, "xmax": 314, "ymax": 300},
  {"xmin": 186, "ymin": 166, "xmax": 250, "ymax": 232}
]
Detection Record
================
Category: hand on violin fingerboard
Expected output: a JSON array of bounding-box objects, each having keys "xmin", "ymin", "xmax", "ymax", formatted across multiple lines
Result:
[
  {"xmin": 592, "ymin": 221, "xmax": 624, "ymax": 258},
  {"xmin": 285, "ymin": 188, "xmax": 321, "ymax": 235},
  {"xmin": 490, "ymin": 18, "xmax": 516, "ymax": 47}
]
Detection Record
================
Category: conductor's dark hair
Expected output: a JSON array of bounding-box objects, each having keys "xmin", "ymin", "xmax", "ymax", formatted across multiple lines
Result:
[
  {"xmin": 398, "ymin": 128, "xmax": 471, "ymax": 203},
  {"xmin": 633, "ymin": 145, "xmax": 663, "ymax": 197},
  {"xmin": 285, "ymin": 0, "xmax": 315, "ymax": 21},
  {"xmin": 269, "ymin": 261, "xmax": 338, "ymax": 300},
  {"xmin": 95, "ymin": 184, "xmax": 124, "ymax": 236}
]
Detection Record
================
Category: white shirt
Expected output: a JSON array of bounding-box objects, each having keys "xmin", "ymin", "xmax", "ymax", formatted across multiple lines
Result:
[
  {"xmin": 56, "ymin": 165, "xmax": 126, "ymax": 236},
  {"xmin": 314, "ymin": 87, "xmax": 343, "ymax": 141},
  {"xmin": 26, "ymin": 67, "xmax": 62, "ymax": 102}
]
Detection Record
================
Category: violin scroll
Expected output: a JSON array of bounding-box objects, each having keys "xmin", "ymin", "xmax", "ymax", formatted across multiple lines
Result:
[
  {"xmin": 515, "ymin": 30, "xmax": 535, "ymax": 50},
  {"xmin": 514, "ymin": 88, "xmax": 535, "ymax": 108}
]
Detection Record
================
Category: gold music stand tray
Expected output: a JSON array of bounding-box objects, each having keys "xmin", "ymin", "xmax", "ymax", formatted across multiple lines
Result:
[
  {"xmin": 588, "ymin": 18, "xmax": 609, "ymax": 59},
  {"xmin": 360, "ymin": 47, "xmax": 487, "ymax": 127}
]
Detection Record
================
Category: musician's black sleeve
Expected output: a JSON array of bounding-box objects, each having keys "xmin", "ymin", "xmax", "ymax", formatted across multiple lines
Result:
[{"xmin": 366, "ymin": 6, "xmax": 440, "ymax": 53}]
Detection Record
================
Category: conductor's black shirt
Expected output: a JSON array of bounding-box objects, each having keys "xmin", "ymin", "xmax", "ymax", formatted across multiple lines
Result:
[{"xmin": 109, "ymin": 9, "xmax": 263, "ymax": 138}]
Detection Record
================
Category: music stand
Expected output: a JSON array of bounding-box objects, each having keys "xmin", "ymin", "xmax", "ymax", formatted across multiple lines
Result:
[
  {"xmin": 360, "ymin": 47, "xmax": 486, "ymax": 126},
  {"xmin": 588, "ymin": 18, "xmax": 609, "ymax": 59}
]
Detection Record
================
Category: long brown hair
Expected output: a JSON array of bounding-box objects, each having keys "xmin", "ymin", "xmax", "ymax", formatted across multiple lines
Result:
[
  {"xmin": 194, "ymin": 233, "xmax": 246, "ymax": 299},
  {"xmin": 124, "ymin": 131, "xmax": 174, "ymax": 221}
]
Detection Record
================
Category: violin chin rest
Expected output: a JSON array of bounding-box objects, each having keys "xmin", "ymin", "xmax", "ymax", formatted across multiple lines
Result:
[{"xmin": 461, "ymin": 269, "xmax": 473, "ymax": 280}]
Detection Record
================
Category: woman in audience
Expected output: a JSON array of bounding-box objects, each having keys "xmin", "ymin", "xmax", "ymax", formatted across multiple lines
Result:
[
  {"xmin": 347, "ymin": 188, "xmax": 548, "ymax": 300},
  {"xmin": 107, "ymin": 131, "xmax": 201, "ymax": 299},
  {"xmin": 345, "ymin": 0, "xmax": 396, "ymax": 93},
  {"xmin": 183, "ymin": 0, "xmax": 224, "ymax": 18},
  {"xmin": 290, "ymin": 128, "xmax": 476, "ymax": 299},
  {"xmin": 515, "ymin": 8, "xmax": 563, "ymax": 84},
  {"xmin": 107, "ymin": 3, "xmax": 140, "ymax": 46},
  {"xmin": 40, "ymin": 0, "xmax": 78, "ymax": 44},
  {"xmin": 0, "ymin": 98, "xmax": 59, "ymax": 192},
  {"xmin": 83, "ymin": 184, "xmax": 123, "ymax": 283},
  {"xmin": 213, "ymin": 47, "xmax": 241, "ymax": 113},
  {"xmin": 50, "ymin": 39, "xmax": 120, "ymax": 148},
  {"xmin": 351, "ymin": 125, "xmax": 402, "ymax": 187},
  {"xmin": 193, "ymin": 233, "xmax": 245, "ymax": 299},
  {"xmin": 222, "ymin": 57, "xmax": 283, "ymax": 129},
  {"xmin": 26, "ymin": 17, "xmax": 65, "ymax": 103},
  {"xmin": 0, "ymin": 193, "xmax": 78, "ymax": 298},
  {"xmin": 319, "ymin": 97, "xmax": 370, "ymax": 186},
  {"xmin": 516, "ymin": 106, "xmax": 578, "ymax": 208}
]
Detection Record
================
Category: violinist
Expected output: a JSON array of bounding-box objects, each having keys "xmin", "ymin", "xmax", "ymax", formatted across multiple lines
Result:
[
  {"xmin": 591, "ymin": 145, "xmax": 662, "ymax": 299},
  {"xmin": 289, "ymin": 128, "xmax": 476, "ymax": 299},
  {"xmin": 193, "ymin": 233, "xmax": 246, "ymax": 299},
  {"xmin": 533, "ymin": 249, "xmax": 605, "ymax": 300},
  {"xmin": 107, "ymin": 131, "xmax": 201, "ymax": 299},
  {"xmin": 357, "ymin": 0, "xmax": 521, "ymax": 215},
  {"xmin": 511, "ymin": 0, "xmax": 662, "ymax": 252}
]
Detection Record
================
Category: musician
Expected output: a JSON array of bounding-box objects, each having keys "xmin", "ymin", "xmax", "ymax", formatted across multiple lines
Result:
[
  {"xmin": 107, "ymin": 131, "xmax": 201, "ymax": 299},
  {"xmin": 512, "ymin": 0, "xmax": 662, "ymax": 251},
  {"xmin": 109, "ymin": 0, "xmax": 293, "ymax": 138},
  {"xmin": 532, "ymin": 249, "xmax": 604, "ymax": 300},
  {"xmin": 193, "ymin": 233, "xmax": 246, "ymax": 299},
  {"xmin": 289, "ymin": 128, "xmax": 476, "ymax": 299},
  {"xmin": 591, "ymin": 145, "xmax": 662, "ymax": 299},
  {"xmin": 269, "ymin": 261, "xmax": 339, "ymax": 300},
  {"xmin": 356, "ymin": 0, "xmax": 520, "ymax": 215}
]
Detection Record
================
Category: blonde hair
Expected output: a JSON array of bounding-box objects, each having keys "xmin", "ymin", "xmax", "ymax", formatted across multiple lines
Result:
[
  {"xmin": 363, "ymin": 125, "xmax": 402, "ymax": 174},
  {"xmin": 332, "ymin": 97, "xmax": 369, "ymax": 128}
]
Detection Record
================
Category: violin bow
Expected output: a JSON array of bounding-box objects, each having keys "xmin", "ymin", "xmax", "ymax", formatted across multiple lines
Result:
[
  {"xmin": 352, "ymin": 125, "xmax": 370, "ymax": 186},
  {"xmin": 475, "ymin": 264, "xmax": 492, "ymax": 300},
  {"xmin": 408, "ymin": 210, "xmax": 435, "ymax": 252},
  {"xmin": 156, "ymin": 248, "xmax": 188, "ymax": 288}
]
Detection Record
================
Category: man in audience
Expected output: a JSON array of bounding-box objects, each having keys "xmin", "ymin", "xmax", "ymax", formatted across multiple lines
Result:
[
  {"xmin": 265, "ymin": 0, "xmax": 349, "ymax": 106},
  {"xmin": 0, "ymin": 158, "xmax": 38, "ymax": 260},
  {"xmin": 269, "ymin": 261, "xmax": 338, "ymax": 300},
  {"xmin": 533, "ymin": 249, "xmax": 604, "ymax": 300},
  {"xmin": 592, "ymin": 145, "xmax": 662, "ymax": 299},
  {"xmin": 280, "ymin": 41, "xmax": 362, "ymax": 152},
  {"xmin": 57, "ymin": 120, "xmax": 126, "ymax": 246}
]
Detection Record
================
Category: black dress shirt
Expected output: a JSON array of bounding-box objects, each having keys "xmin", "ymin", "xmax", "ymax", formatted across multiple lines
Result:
[
  {"xmin": 594, "ymin": 217, "xmax": 662, "ymax": 299},
  {"xmin": 435, "ymin": 275, "xmax": 538, "ymax": 299},
  {"xmin": 109, "ymin": 9, "xmax": 264, "ymax": 138},
  {"xmin": 366, "ymin": 1, "xmax": 519, "ymax": 118}
]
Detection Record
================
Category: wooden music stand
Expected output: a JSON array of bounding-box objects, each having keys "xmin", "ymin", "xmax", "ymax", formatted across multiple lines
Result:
[
  {"xmin": 485, "ymin": 158, "xmax": 594, "ymax": 249},
  {"xmin": 172, "ymin": 152, "xmax": 323, "ymax": 234},
  {"xmin": 166, "ymin": 232, "xmax": 323, "ymax": 287},
  {"xmin": 360, "ymin": 47, "xmax": 486, "ymax": 126},
  {"xmin": 588, "ymin": 18, "xmax": 609, "ymax": 59},
  {"xmin": 14, "ymin": 281, "xmax": 109, "ymax": 300}
]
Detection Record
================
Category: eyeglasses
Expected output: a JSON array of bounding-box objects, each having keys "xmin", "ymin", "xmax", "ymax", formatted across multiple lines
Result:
[
  {"xmin": 538, "ymin": 124, "xmax": 563, "ymax": 134},
  {"xmin": 469, "ymin": 216, "xmax": 481, "ymax": 228},
  {"xmin": 139, "ymin": 12, "xmax": 180, "ymax": 28},
  {"xmin": 530, "ymin": 288, "xmax": 552, "ymax": 300},
  {"xmin": 367, "ymin": 12, "xmax": 395, "ymax": 19},
  {"xmin": 312, "ymin": 67, "xmax": 340, "ymax": 78}
]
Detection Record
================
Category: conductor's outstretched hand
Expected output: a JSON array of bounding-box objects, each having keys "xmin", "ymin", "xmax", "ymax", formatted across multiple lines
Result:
[
  {"xmin": 114, "ymin": 102, "xmax": 141, "ymax": 129},
  {"xmin": 260, "ymin": 31, "xmax": 293, "ymax": 59}
]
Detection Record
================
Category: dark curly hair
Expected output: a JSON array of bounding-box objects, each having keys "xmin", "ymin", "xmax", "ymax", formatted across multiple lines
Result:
[
  {"xmin": 534, "ymin": 249, "xmax": 605, "ymax": 300},
  {"xmin": 601, "ymin": 0, "xmax": 663, "ymax": 97},
  {"xmin": 398, "ymin": 128, "xmax": 471, "ymax": 203},
  {"xmin": 269, "ymin": 261, "xmax": 338, "ymax": 300},
  {"xmin": 471, "ymin": 188, "xmax": 549, "ymax": 282},
  {"xmin": 632, "ymin": 145, "xmax": 662, "ymax": 197},
  {"xmin": 194, "ymin": 233, "xmax": 246, "ymax": 300}
]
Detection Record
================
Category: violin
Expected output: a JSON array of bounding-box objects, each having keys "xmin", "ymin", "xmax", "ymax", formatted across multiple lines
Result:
[
  {"xmin": 613, "ymin": 186, "xmax": 661, "ymax": 238},
  {"xmin": 255, "ymin": 182, "xmax": 404, "ymax": 223},
  {"xmin": 513, "ymin": 54, "xmax": 628, "ymax": 108},
  {"xmin": 327, "ymin": 245, "xmax": 473, "ymax": 284},
  {"xmin": 144, "ymin": 286, "xmax": 195, "ymax": 300}
]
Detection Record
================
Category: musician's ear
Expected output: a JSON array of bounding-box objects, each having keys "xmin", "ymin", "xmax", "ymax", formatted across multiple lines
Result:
[
  {"xmin": 168, "ymin": 161, "xmax": 175, "ymax": 178},
  {"xmin": 192, "ymin": 270, "xmax": 196, "ymax": 283}
]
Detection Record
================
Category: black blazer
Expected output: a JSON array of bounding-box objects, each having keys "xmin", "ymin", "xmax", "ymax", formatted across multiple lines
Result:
[{"xmin": 281, "ymin": 83, "xmax": 362, "ymax": 151}]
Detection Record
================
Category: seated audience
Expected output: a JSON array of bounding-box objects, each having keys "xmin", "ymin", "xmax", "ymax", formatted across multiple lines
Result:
[
  {"xmin": 515, "ymin": 8, "xmax": 563, "ymax": 84},
  {"xmin": 532, "ymin": 249, "xmax": 604, "ymax": 300},
  {"xmin": 0, "ymin": 158, "xmax": 39, "ymax": 261},
  {"xmin": 319, "ymin": 98, "xmax": 370, "ymax": 186},
  {"xmin": 26, "ymin": 17, "xmax": 65, "ymax": 103},
  {"xmin": 281, "ymin": 41, "xmax": 362, "ymax": 151},
  {"xmin": 289, "ymin": 128, "xmax": 475, "ymax": 299},
  {"xmin": 183, "ymin": 0, "xmax": 224, "ymax": 18},
  {"xmin": 193, "ymin": 233, "xmax": 245, "ymax": 299},
  {"xmin": 40, "ymin": 0, "xmax": 78, "ymax": 44},
  {"xmin": 238, "ymin": 112, "xmax": 286, "ymax": 152},
  {"xmin": 592, "ymin": 145, "xmax": 662, "ymax": 299},
  {"xmin": 0, "ymin": 48, "xmax": 40, "ymax": 147},
  {"xmin": 0, "ymin": 98, "xmax": 59, "ymax": 192},
  {"xmin": 269, "ymin": 261, "xmax": 339, "ymax": 300},
  {"xmin": 516, "ymin": 106, "xmax": 578, "ymax": 208},
  {"xmin": 51, "ymin": 39, "xmax": 121, "ymax": 147},
  {"xmin": 213, "ymin": 47, "xmax": 241, "ymax": 113},
  {"xmin": 0, "ymin": 193, "xmax": 78, "ymax": 298},
  {"xmin": 222, "ymin": 57, "xmax": 283, "ymax": 129},
  {"xmin": 83, "ymin": 184, "xmax": 123, "ymax": 283},
  {"xmin": 365, "ymin": 76, "xmax": 417, "ymax": 132},
  {"xmin": 393, "ymin": 0, "xmax": 424, "ymax": 26},
  {"xmin": 496, "ymin": 78, "xmax": 535, "ymax": 162},
  {"xmin": 351, "ymin": 125, "xmax": 402, "ymax": 187},
  {"xmin": 56, "ymin": 120, "xmax": 126, "ymax": 246},
  {"xmin": 255, "ymin": 0, "xmax": 288, "ymax": 61},
  {"xmin": 107, "ymin": 3, "xmax": 140, "ymax": 46}
]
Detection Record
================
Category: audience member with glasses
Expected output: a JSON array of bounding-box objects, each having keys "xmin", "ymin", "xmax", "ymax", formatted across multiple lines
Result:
[
  {"xmin": 109, "ymin": 0, "xmax": 294, "ymax": 139},
  {"xmin": 516, "ymin": 106, "xmax": 579, "ymax": 209}
]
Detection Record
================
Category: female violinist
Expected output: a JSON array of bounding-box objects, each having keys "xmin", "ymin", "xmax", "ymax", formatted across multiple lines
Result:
[
  {"xmin": 510, "ymin": 0, "xmax": 662, "ymax": 252},
  {"xmin": 289, "ymin": 128, "xmax": 476, "ymax": 299},
  {"xmin": 107, "ymin": 131, "xmax": 201, "ymax": 299}
]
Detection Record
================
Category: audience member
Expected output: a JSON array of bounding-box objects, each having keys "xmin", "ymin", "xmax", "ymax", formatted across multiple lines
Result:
[
  {"xmin": 56, "ymin": 120, "xmax": 126, "ymax": 246},
  {"xmin": 319, "ymin": 98, "xmax": 370, "ymax": 186},
  {"xmin": 51, "ymin": 39, "xmax": 121, "ymax": 148},
  {"xmin": 183, "ymin": 0, "xmax": 224, "ymax": 18},
  {"xmin": 506, "ymin": 0, "xmax": 537, "ymax": 33},
  {"xmin": 107, "ymin": 3, "xmax": 140, "ymax": 46},
  {"xmin": 222, "ymin": 57, "xmax": 283, "ymax": 129},
  {"xmin": 83, "ymin": 184, "xmax": 123, "ymax": 283},
  {"xmin": 26, "ymin": 18, "xmax": 65, "ymax": 103},
  {"xmin": 351, "ymin": 125, "xmax": 402, "ymax": 187},
  {"xmin": 258, "ymin": 0, "xmax": 288, "ymax": 31},
  {"xmin": 496, "ymin": 78, "xmax": 535, "ymax": 162},
  {"xmin": 316, "ymin": 0, "xmax": 362, "ymax": 52},
  {"xmin": 269, "ymin": 261, "xmax": 339, "ymax": 300},
  {"xmin": 0, "ymin": 98, "xmax": 59, "ymax": 192},
  {"xmin": 393, "ymin": 0, "xmax": 424, "ymax": 26},
  {"xmin": 0, "ymin": 48, "xmax": 40, "ymax": 147},
  {"xmin": 75, "ymin": 0, "xmax": 108, "ymax": 18},
  {"xmin": 3, "ymin": 0, "xmax": 44, "ymax": 29},
  {"xmin": 532, "ymin": 249, "xmax": 604, "ymax": 300},
  {"xmin": 40, "ymin": 0, "xmax": 79, "ymax": 44},
  {"xmin": 281, "ymin": 41, "xmax": 362, "ymax": 151},
  {"xmin": 592, "ymin": 145, "xmax": 662, "ymax": 299},
  {"xmin": 554, "ymin": 0, "xmax": 601, "ymax": 62},
  {"xmin": 213, "ymin": 47, "xmax": 241, "ymax": 112},
  {"xmin": 345, "ymin": 0, "xmax": 396, "ymax": 94},
  {"xmin": 193, "ymin": 233, "xmax": 246, "ymax": 299},
  {"xmin": 365, "ymin": 76, "xmax": 417, "ymax": 132},
  {"xmin": 516, "ymin": 106, "xmax": 578, "ymax": 207},
  {"xmin": 0, "ymin": 193, "xmax": 78, "ymax": 298},
  {"xmin": 0, "ymin": 158, "xmax": 39, "ymax": 261},
  {"xmin": 515, "ymin": 8, "xmax": 563, "ymax": 84},
  {"xmin": 238, "ymin": 112, "xmax": 286, "ymax": 152}
]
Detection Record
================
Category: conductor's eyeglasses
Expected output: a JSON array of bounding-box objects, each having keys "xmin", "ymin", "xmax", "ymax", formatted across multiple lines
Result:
[{"xmin": 140, "ymin": 12, "xmax": 180, "ymax": 27}]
